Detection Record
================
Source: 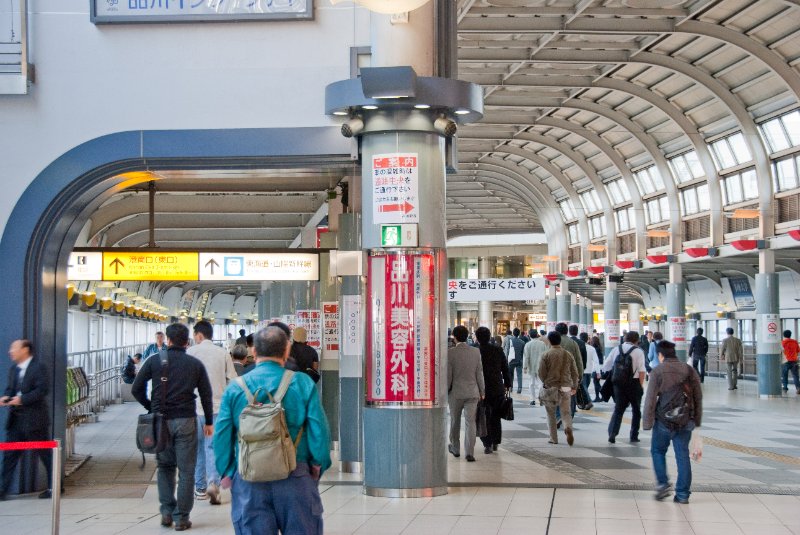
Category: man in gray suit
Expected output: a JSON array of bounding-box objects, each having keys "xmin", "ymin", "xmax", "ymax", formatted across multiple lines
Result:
[{"xmin": 447, "ymin": 325, "xmax": 485, "ymax": 462}]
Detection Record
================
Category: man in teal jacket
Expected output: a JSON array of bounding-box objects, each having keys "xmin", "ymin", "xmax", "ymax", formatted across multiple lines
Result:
[{"xmin": 214, "ymin": 325, "xmax": 331, "ymax": 535}]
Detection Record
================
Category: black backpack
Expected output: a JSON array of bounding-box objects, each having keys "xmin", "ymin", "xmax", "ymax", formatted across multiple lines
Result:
[
  {"xmin": 656, "ymin": 368, "xmax": 693, "ymax": 429},
  {"xmin": 611, "ymin": 344, "xmax": 636, "ymax": 385}
]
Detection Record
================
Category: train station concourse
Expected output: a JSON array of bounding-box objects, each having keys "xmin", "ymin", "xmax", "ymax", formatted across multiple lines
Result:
[{"xmin": 1, "ymin": 0, "xmax": 800, "ymax": 533}]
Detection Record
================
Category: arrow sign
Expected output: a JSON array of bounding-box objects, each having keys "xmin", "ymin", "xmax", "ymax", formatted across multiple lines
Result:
[
  {"xmin": 378, "ymin": 200, "xmax": 414, "ymax": 214},
  {"xmin": 109, "ymin": 257, "xmax": 125, "ymax": 275},
  {"xmin": 205, "ymin": 258, "xmax": 220, "ymax": 275}
]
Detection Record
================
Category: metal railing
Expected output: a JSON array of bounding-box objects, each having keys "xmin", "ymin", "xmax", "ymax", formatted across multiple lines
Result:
[{"xmin": 67, "ymin": 344, "xmax": 148, "ymax": 411}]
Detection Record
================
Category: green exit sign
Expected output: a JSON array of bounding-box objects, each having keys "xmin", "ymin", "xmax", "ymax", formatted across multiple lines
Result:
[{"xmin": 381, "ymin": 224, "xmax": 418, "ymax": 247}]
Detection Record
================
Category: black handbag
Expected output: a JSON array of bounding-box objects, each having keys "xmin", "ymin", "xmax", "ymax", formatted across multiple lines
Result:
[
  {"xmin": 136, "ymin": 351, "xmax": 170, "ymax": 468},
  {"xmin": 500, "ymin": 395, "xmax": 515, "ymax": 421}
]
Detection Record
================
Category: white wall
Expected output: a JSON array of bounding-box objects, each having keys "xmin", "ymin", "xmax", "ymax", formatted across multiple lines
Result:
[{"xmin": 0, "ymin": 1, "xmax": 370, "ymax": 238}]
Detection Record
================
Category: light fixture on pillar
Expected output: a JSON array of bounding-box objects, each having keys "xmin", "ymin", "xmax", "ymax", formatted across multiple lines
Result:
[
  {"xmin": 433, "ymin": 116, "xmax": 458, "ymax": 137},
  {"xmin": 587, "ymin": 244, "xmax": 606, "ymax": 252},
  {"xmin": 646, "ymin": 228, "xmax": 671, "ymax": 238},
  {"xmin": 542, "ymin": 255, "xmax": 559, "ymax": 262},
  {"xmin": 329, "ymin": 0, "xmax": 432, "ymax": 14},
  {"xmin": 725, "ymin": 208, "xmax": 760, "ymax": 219}
]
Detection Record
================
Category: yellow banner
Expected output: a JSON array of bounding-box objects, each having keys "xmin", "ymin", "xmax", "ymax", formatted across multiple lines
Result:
[{"xmin": 102, "ymin": 252, "xmax": 199, "ymax": 281}]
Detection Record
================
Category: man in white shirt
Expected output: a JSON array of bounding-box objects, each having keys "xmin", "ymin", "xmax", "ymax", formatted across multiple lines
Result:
[
  {"xmin": 188, "ymin": 320, "xmax": 236, "ymax": 505},
  {"xmin": 602, "ymin": 331, "xmax": 647, "ymax": 444},
  {"xmin": 579, "ymin": 332, "xmax": 601, "ymax": 401},
  {"xmin": 523, "ymin": 330, "xmax": 548, "ymax": 406}
]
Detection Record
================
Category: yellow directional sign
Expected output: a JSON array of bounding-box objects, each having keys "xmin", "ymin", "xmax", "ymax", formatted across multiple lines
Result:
[{"xmin": 102, "ymin": 252, "xmax": 199, "ymax": 281}]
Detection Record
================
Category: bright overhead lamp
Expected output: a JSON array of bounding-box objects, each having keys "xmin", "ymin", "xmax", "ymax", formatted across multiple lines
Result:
[
  {"xmin": 332, "ymin": 110, "xmax": 349, "ymax": 116},
  {"xmin": 454, "ymin": 109, "xmax": 470, "ymax": 115},
  {"xmin": 414, "ymin": 104, "xmax": 430, "ymax": 109},
  {"xmin": 362, "ymin": 105, "xmax": 378, "ymax": 110},
  {"xmin": 330, "ymin": 0, "xmax": 432, "ymax": 14},
  {"xmin": 727, "ymin": 208, "xmax": 760, "ymax": 219},
  {"xmin": 647, "ymin": 229, "xmax": 671, "ymax": 238}
]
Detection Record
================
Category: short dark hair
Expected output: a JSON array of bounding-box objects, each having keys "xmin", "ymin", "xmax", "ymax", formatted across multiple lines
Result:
[
  {"xmin": 568, "ymin": 324, "xmax": 578, "ymax": 336},
  {"xmin": 231, "ymin": 344, "xmax": 248, "ymax": 361},
  {"xmin": 512, "ymin": 328, "xmax": 520, "ymax": 337},
  {"xmin": 624, "ymin": 331, "xmax": 640, "ymax": 344},
  {"xmin": 452, "ymin": 325, "xmax": 469, "ymax": 343},
  {"xmin": 18, "ymin": 339, "xmax": 33, "ymax": 354},
  {"xmin": 133, "ymin": 352, "xmax": 142, "ymax": 360},
  {"xmin": 579, "ymin": 332, "xmax": 589, "ymax": 342},
  {"xmin": 193, "ymin": 320, "xmax": 214, "ymax": 340},
  {"xmin": 267, "ymin": 321, "xmax": 291, "ymax": 337},
  {"xmin": 785, "ymin": 330, "xmax": 793, "ymax": 339},
  {"xmin": 555, "ymin": 322, "xmax": 568, "ymax": 335},
  {"xmin": 658, "ymin": 340, "xmax": 676, "ymax": 360},
  {"xmin": 653, "ymin": 331, "xmax": 663, "ymax": 341},
  {"xmin": 547, "ymin": 332, "xmax": 562, "ymax": 346},
  {"xmin": 254, "ymin": 326, "xmax": 290, "ymax": 358},
  {"xmin": 475, "ymin": 326, "xmax": 492, "ymax": 345},
  {"xmin": 239, "ymin": 329, "xmax": 246, "ymax": 336},
  {"xmin": 530, "ymin": 329, "xmax": 538, "ymax": 339},
  {"xmin": 539, "ymin": 329, "xmax": 546, "ymax": 336},
  {"xmin": 726, "ymin": 327, "xmax": 734, "ymax": 335},
  {"xmin": 697, "ymin": 327, "xmax": 704, "ymax": 335},
  {"xmin": 166, "ymin": 323, "xmax": 190, "ymax": 347},
  {"xmin": 246, "ymin": 334, "xmax": 254, "ymax": 347},
  {"xmin": 156, "ymin": 331, "xmax": 164, "ymax": 336}
]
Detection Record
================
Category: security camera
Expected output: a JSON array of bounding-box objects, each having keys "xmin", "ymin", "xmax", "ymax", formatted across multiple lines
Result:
[
  {"xmin": 433, "ymin": 116, "xmax": 458, "ymax": 137},
  {"xmin": 341, "ymin": 117, "xmax": 364, "ymax": 138}
]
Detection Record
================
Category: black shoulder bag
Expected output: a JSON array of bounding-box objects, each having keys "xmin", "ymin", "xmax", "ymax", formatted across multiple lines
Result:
[{"xmin": 135, "ymin": 350, "xmax": 170, "ymax": 468}]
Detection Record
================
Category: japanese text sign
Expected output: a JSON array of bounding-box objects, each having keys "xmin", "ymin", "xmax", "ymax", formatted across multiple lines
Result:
[
  {"xmin": 102, "ymin": 252, "xmax": 199, "ymax": 281},
  {"xmin": 92, "ymin": 0, "xmax": 312, "ymax": 24},
  {"xmin": 447, "ymin": 278, "xmax": 545, "ymax": 302},
  {"xmin": 296, "ymin": 310, "xmax": 322, "ymax": 350},
  {"xmin": 669, "ymin": 317, "xmax": 686, "ymax": 344},
  {"xmin": 605, "ymin": 319, "xmax": 620, "ymax": 344},
  {"xmin": 372, "ymin": 153, "xmax": 419, "ymax": 224},
  {"xmin": 199, "ymin": 253, "xmax": 318, "ymax": 281},
  {"xmin": 322, "ymin": 302, "xmax": 339, "ymax": 358},
  {"xmin": 367, "ymin": 252, "xmax": 436, "ymax": 405}
]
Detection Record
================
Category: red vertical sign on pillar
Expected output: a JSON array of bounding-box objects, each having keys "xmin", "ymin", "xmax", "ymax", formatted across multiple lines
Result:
[{"xmin": 367, "ymin": 251, "xmax": 436, "ymax": 405}]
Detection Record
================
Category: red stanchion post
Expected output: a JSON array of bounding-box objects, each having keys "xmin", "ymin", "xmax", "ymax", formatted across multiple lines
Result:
[{"xmin": 0, "ymin": 440, "xmax": 61, "ymax": 535}]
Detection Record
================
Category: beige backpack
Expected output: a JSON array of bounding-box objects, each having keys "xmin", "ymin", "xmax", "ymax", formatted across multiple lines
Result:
[{"xmin": 235, "ymin": 370, "xmax": 303, "ymax": 482}]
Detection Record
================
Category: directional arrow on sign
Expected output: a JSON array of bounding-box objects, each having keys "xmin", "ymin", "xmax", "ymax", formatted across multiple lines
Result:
[
  {"xmin": 205, "ymin": 258, "xmax": 220, "ymax": 275},
  {"xmin": 109, "ymin": 257, "xmax": 124, "ymax": 275},
  {"xmin": 379, "ymin": 200, "xmax": 414, "ymax": 214}
]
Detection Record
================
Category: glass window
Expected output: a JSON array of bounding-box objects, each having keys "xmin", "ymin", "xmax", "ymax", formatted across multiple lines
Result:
[
  {"xmin": 646, "ymin": 196, "xmax": 669, "ymax": 224},
  {"xmin": 634, "ymin": 166, "xmax": 664, "ymax": 195},
  {"xmin": 775, "ymin": 156, "xmax": 799, "ymax": 191},
  {"xmin": 761, "ymin": 118, "xmax": 791, "ymax": 152},
  {"xmin": 616, "ymin": 208, "xmax": 630, "ymax": 232},
  {"xmin": 721, "ymin": 168, "xmax": 759, "ymax": 206},
  {"xmin": 697, "ymin": 183, "xmax": 710, "ymax": 212},
  {"xmin": 686, "ymin": 151, "xmax": 704, "ymax": 179},
  {"xmin": 567, "ymin": 223, "xmax": 580, "ymax": 244},
  {"xmin": 710, "ymin": 139, "xmax": 737, "ymax": 170},
  {"xmin": 605, "ymin": 179, "xmax": 630, "ymax": 205},
  {"xmin": 670, "ymin": 156, "xmax": 693, "ymax": 184},
  {"xmin": 728, "ymin": 133, "xmax": 752, "ymax": 164},
  {"xmin": 589, "ymin": 215, "xmax": 606, "ymax": 239},
  {"xmin": 558, "ymin": 200, "xmax": 576, "ymax": 220},
  {"xmin": 659, "ymin": 196, "xmax": 670, "ymax": 221},
  {"xmin": 580, "ymin": 190, "xmax": 601, "ymax": 213},
  {"xmin": 682, "ymin": 188, "xmax": 698, "ymax": 215},
  {"xmin": 710, "ymin": 133, "xmax": 753, "ymax": 171},
  {"xmin": 741, "ymin": 168, "xmax": 758, "ymax": 196},
  {"xmin": 785, "ymin": 110, "xmax": 800, "ymax": 146},
  {"xmin": 724, "ymin": 174, "xmax": 743, "ymax": 204}
]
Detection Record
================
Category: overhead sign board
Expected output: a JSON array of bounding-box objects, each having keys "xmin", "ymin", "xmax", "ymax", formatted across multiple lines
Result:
[
  {"xmin": 68, "ymin": 252, "xmax": 103, "ymax": 281},
  {"xmin": 91, "ymin": 0, "xmax": 312, "ymax": 24},
  {"xmin": 199, "ymin": 253, "xmax": 318, "ymax": 281},
  {"xmin": 102, "ymin": 252, "xmax": 199, "ymax": 281},
  {"xmin": 372, "ymin": 153, "xmax": 419, "ymax": 224},
  {"xmin": 446, "ymin": 278, "xmax": 545, "ymax": 302}
]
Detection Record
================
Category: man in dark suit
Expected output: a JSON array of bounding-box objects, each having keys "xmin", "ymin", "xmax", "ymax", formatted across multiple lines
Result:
[{"xmin": 0, "ymin": 339, "xmax": 53, "ymax": 500}]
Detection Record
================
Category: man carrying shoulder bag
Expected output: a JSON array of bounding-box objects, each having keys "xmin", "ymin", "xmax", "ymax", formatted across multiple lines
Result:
[{"xmin": 133, "ymin": 324, "xmax": 214, "ymax": 531}]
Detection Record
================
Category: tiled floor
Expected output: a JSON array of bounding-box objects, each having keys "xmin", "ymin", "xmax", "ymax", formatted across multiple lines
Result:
[{"xmin": 2, "ymin": 375, "xmax": 800, "ymax": 534}]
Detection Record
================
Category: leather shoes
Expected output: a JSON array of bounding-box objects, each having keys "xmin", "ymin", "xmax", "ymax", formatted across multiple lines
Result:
[
  {"xmin": 484, "ymin": 447, "xmax": 492, "ymax": 454},
  {"xmin": 608, "ymin": 436, "xmax": 616, "ymax": 444},
  {"xmin": 465, "ymin": 455, "xmax": 476, "ymax": 462},
  {"xmin": 565, "ymin": 427, "xmax": 574, "ymax": 446},
  {"xmin": 630, "ymin": 437, "xmax": 640, "ymax": 443},
  {"xmin": 529, "ymin": 401, "xmax": 536, "ymax": 406},
  {"xmin": 174, "ymin": 520, "xmax": 192, "ymax": 531},
  {"xmin": 448, "ymin": 445, "xmax": 460, "ymax": 458},
  {"xmin": 0, "ymin": 491, "xmax": 6, "ymax": 501},
  {"xmin": 492, "ymin": 444, "xmax": 498, "ymax": 451},
  {"xmin": 161, "ymin": 514, "xmax": 173, "ymax": 527},
  {"xmin": 38, "ymin": 490, "xmax": 51, "ymax": 499}
]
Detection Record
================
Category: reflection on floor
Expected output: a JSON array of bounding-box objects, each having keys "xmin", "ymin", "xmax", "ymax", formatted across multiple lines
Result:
[{"xmin": 1, "ymin": 375, "xmax": 799, "ymax": 534}]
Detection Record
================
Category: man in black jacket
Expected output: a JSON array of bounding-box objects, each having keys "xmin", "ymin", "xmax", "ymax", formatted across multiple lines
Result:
[
  {"xmin": 133, "ymin": 323, "xmax": 214, "ymax": 531},
  {"xmin": 688, "ymin": 328, "xmax": 709, "ymax": 383},
  {"xmin": 503, "ymin": 328, "xmax": 526, "ymax": 394},
  {"xmin": 568, "ymin": 324, "xmax": 593, "ymax": 410},
  {"xmin": 0, "ymin": 339, "xmax": 53, "ymax": 500}
]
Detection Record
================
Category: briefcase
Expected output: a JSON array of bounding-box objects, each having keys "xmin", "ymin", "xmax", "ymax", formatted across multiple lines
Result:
[
  {"xmin": 500, "ymin": 395, "xmax": 515, "ymax": 421},
  {"xmin": 136, "ymin": 412, "xmax": 169, "ymax": 455}
]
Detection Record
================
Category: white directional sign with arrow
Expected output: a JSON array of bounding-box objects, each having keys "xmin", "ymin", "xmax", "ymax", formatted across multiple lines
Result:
[
  {"xmin": 199, "ymin": 253, "xmax": 319, "ymax": 281},
  {"xmin": 372, "ymin": 153, "xmax": 419, "ymax": 224}
]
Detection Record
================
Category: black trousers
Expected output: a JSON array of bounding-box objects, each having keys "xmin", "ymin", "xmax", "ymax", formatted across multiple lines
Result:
[
  {"xmin": 608, "ymin": 382, "xmax": 643, "ymax": 440},
  {"xmin": 480, "ymin": 394, "xmax": 505, "ymax": 448},
  {"xmin": 1, "ymin": 425, "xmax": 52, "ymax": 494}
]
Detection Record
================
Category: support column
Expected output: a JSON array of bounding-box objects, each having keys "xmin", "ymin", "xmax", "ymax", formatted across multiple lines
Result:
[
  {"xmin": 318, "ymin": 249, "xmax": 339, "ymax": 452},
  {"xmin": 338, "ymin": 214, "xmax": 364, "ymax": 472},
  {"xmin": 571, "ymin": 294, "xmax": 581, "ymax": 332},
  {"xmin": 586, "ymin": 301, "xmax": 594, "ymax": 334},
  {"xmin": 557, "ymin": 281, "xmax": 571, "ymax": 326},
  {"xmin": 478, "ymin": 257, "xmax": 493, "ymax": 329},
  {"xmin": 756, "ymin": 250, "xmax": 781, "ymax": 398},
  {"xmin": 258, "ymin": 284, "xmax": 269, "ymax": 322},
  {"xmin": 666, "ymin": 263, "xmax": 687, "ymax": 362},
  {"xmin": 628, "ymin": 303, "xmax": 641, "ymax": 334},
  {"xmin": 546, "ymin": 284, "xmax": 557, "ymax": 333},
  {"xmin": 604, "ymin": 282, "xmax": 620, "ymax": 359}
]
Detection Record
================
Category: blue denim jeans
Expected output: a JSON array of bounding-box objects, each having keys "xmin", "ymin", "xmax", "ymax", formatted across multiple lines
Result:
[
  {"xmin": 781, "ymin": 362, "xmax": 800, "ymax": 390},
  {"xmin": 195, "ymin": 414, "xmax": 220, "ymax": 491},
  {"xmin": 157, "ymin": 417, "xmax": 198, "ymax": 523},
  {"xmin": 650, "ymin": 420, "xmax": 694, "ymax": 501},
  {"xmin": 230, "ymin": 464, "xmax": 323, "ymax": 535}
]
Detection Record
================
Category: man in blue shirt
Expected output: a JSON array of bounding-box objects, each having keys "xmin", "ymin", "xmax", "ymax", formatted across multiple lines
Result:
[
  {"xmin": 214, "ymin": 326, "xmax": 331, "ymax": 535},
  {"xmin": 143, "ymin": 331, "xmax": 167, "ymax": 360}
]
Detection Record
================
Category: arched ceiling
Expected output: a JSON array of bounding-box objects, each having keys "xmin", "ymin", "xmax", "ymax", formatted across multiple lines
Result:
[{"xmin": 449, "ymin": 0, "xmax": 800, "ymax": 251}]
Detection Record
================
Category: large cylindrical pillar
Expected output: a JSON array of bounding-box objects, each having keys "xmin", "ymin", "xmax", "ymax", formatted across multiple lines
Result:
[
  {"xmin": 604, "ymin": 284, "xmax": 620, "ymax": 359},
  {"xmin": 571, "ymin": 295, "xmax": 581, "ymax": 333},
  {"xmin": 546, "ymin": 284, "xmax": 557, "ymax": 333},
  {"xmin": 628, "ymin": 303, "xmax": 641, "ymax": 334},
  {"xmin": 338, "ymin": 214, "xmax": 364, "ymax": 473},
  {"xmin": 666, "ymin": 264, "xmax": 687, "ymax": 362},
  {"xmin": 586, "ymin": 301, "xmax": 594, "ymax": 335},
  {"xmin": 756, "ymin": 270, "xmax": 781, "ymax": 397},
  {"xmin": 557, "ymin": 282, "xmax": 571, "ymax": 326},
  {"xmin": 478, "ymin": 257, "xmax": 493, "ymax": 329}
]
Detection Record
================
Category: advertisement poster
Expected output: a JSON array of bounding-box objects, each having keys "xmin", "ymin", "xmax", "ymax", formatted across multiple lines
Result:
[
  {"xmin": 606, "ymin": 319, "xmax": 620, "ymax": 344},
  {"xmin": 669, "ymin": 316, "xmax": 687, "ymax": 344},
  {"xmin": 295, "ymin": 310, "xmax": 321, "ymax": 350},
  {"xmin": 372, "ymin": 153, "xmax": 419, "ymax": 224},
  {"xmin": 367, "ymin": 252, "xmax": 436, "ymax": 404},
  {"xmin": 322, "ymin": 302, "xmax": 339, "ymax": 359},
  {"xmin": 728, "ymin": 277, "xmax": 756, "ymax": 311}
]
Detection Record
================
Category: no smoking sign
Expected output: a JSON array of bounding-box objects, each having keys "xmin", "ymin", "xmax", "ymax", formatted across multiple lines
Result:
[{"xmin": 761, "ymin": 313, "xmax": 781, "ymax": 343}]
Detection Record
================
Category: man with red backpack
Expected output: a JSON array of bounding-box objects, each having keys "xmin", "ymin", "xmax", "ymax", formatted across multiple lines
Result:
[{"xmin": 601, "ymin": 331, "xmax": 647, "ymax": 444}]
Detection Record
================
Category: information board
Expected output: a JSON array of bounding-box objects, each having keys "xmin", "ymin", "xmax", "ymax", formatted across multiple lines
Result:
[
  {"xmin": 447, "ymin": 278, "xmax": 545, "ymax": 302},
  {"xmin": 295, "ymin": 310, "xmax": 321, "ymax": 350},
  {"xmin": 68, "ymin": 252, "xmax": 103, "ymax": 281},
  {"xmin": 372, "ymin": 153, "xmax": 419, "ymax": 224},
  {"xmin": 322, "ymin": 302, "xmax": 339, "ymax": 359},
  {"xmin": 199, "ymin": 252, "xmax": 318, "ymax": 281},
  {"xmin": 669, "ymin": 316, "xmax": 687, "ymax": 345},
  {"xmin": 102, "ymin": 252, "xmax": 199, "ymax": 281},
  {"xmin": 760, "ymin": 313, "xmax": 781, "ymax": 344},
  {"xmin": 92, "ymin": 0, "xmax": 312, "ymax": 24},
  {"xmin": 605, "ymin": 319, "xmax": 620, "ymax": 344}
]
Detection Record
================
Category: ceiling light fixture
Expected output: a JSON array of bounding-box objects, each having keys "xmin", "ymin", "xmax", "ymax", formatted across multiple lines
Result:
[
  {"xmin": 414, "ymin": 104, "xmax": 430, "ymax": 109},
  {"xmin": 728, "ymin": 208, "xmax": 760, "ymax": 219},
  {"xmin": 647, "ymin": 229, "xmax": 671, "ymax": 238},
  {"xmin": 454, "ymin": 109, "xmax": 470, "ymax": 115},
  {"xmin": 362, "ymin": 105, "xmax": 378, "ymax": 110}
]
